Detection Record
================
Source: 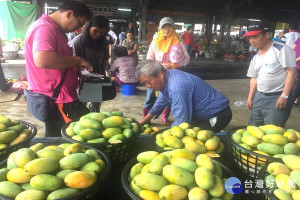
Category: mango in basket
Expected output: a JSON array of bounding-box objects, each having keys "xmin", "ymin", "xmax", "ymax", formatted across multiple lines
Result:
[{"xmin": 140, "ymin": 124, "xmax": 159, "ymax": 135}]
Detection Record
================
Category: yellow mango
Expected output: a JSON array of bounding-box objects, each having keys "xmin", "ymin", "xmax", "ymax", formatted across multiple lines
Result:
[
  {"xmin": 159, "ymin": 184, "xmax": 188, "ymax": 200},
  {"xmin": 65, "ymin": 171, "xmax": 97, "ymax": 189},
  {"xmin": 262, "ymin": 134, "xmax": 288, "ymax": 145},
  {"xmin": 252, "ymin": 150, "xmax": 270, "ymax": 165},
  {"xmin": 185, "ymin": 141, "xmax": 207, "ymax": 154},
  {"xmin": 205, "ymin": 138, "xmax": 219, "ymax": 151},
  {"xmin": 149, "ymin": 154, "xmax": 169, "ymax": 175},
  {"xmin": 0, "ymin": 123, "xmax": 7, "ymax": 132},
  {"xmin": 24, "ymin": 158, "xmax": 59, "ymax": 175},
  {"xmin": 275, "ymin": 174, "xmax": 296, "ymax": 194},
  {"xmin": 170, "ymin": 126, "xmax": 185, "ymax": 139},
  {"xmin": 162, "ymin": 165, "xmax": 194, "ymax": 186},
  {"xmin": 283, "ymin": 131, "xmax": 297, "ymax": 143},
  {"xmin": 292, "ymin": 190, "xmax": 300, "ymax": 200},
  {"xmin": 195, "ymin": 139, "xmax": 205, "ymax": 146},
  {"xmin": 130, "ymin": 180, "xmax": 142, "ymax": 195},
  {"xmin": 29, "ymin": 143, "xmax": 45, "ymax": 153},
  {"xmin": 195, "ymin": 167, "xmax": 215, "ymax": 190},
  {"xmin": 30, "ymin": 174, "xmax": 62, "ymax": 191},
  {"xmin": 36, "ymin": 148, "xmax": 64, "ymax": 161},
  {"xmin": 197, "ymin": 130, "xmax": 214, "ymax": 142},
  {"xmin": 7, "ymin": 151, "xmax": 18, "ymax": 170},
  {"xmin": 15, "ymin": 148, "xmax": 36, "ymax": 168},
  {"xmin": 170, "ymin": 157, "xmax": 198, "ymax": 173},
  {"xmin": 141, "ymin": 164, "xmax": 151, "ymax": 173},
  {"xmin": 178, "ymin": 122, "xmax": 190, "ymax": 130},
  {"xmin": 0, "ymin": 181, "xmax": 23, "ymax": 198},
  {"xmin": 0, "ymin": 130, "xmax": 18, "ymax": 144},
  {"xmin": 56, "ymin": 169, "xmax": 76, "ymax": 180},
  {"xmin": 163, "ymin": 135, "xmax": 184, "ymax": 149},
  {"xmin": 247, "ymin": 125, "xmax": 264, "ymax": 139},
  {"xmin": 170, "ymin": 149, "xmax": 196, "ymax": 161},
  {"xmin": 0, "ymin": 115, "xmax": 11, "ymax": 125},
  {"xmin": 81, "ymin": 161, "xmax": 102, "ymax": 174},
  {"xmin": 102, "ymin": 127, "xmax": 122, "ymax": 139},
  {"xmin": 231, "ymin": 132, "xmax": 242, "ymax": 144},
  {"xmin": 181, "ymin": 136, "xmax": 195, "ymax": 144},
  {"xmin": 295, "ymin": 140, "xmax": 300, "ymax": 149},
  {"xmin": 59, "ymin": 153, "xmax": 90, "ymax": 170},
  {"xmin": 65, "ymin": 126, "xmax": 75, "ymax": 137},
  {"xmin": 193, "ymin": 127, "xmax": 201, "ymax": 132},
  {"xmin": 137, "ymin": 151, "xmax": 159, "ymax": 164},
  {"xmin": 129, "ymin": 163, "xmax": 144, "ymax": 182},
  {"xmin": 102, "ymin": 116, "xmax": 124, "ymax": 128},
  {"xmin": 139, "ymin": 190, "xmax": 160, "ymax": 200},
  {"xmin": 9, "ymin": 133, "xmax": 27, "ymax": 146},
  {"xmin": 209, "ymin": 175, "xmax": 225, "ymax": 197},
  {"xmin": 44, "ymin": 145, "xmax": 64, "ymax": 154},
  {"xmin": 185, "ymin": 128, "xmax": 197, "ymax": 138},
  {"xmin": 284, "ymin": 143, "xmax": 299, "ymax": 155},
  {"xmin": 265, "ymin": 126, "xmax": 285, "ymax": 135},
  {"xmin": 7, "ymin": 168, "xmax": 32, "ymax": 184},
  {"xmin": 196, "ymin": 154, "xmax": 215, "ymax": 171},
  {"xmin": 156, "ymin": 138, "xmax": 167, "ymax": 148},
  {"xmin": 90, "ymin": 112, "xmax": 107, "ymax": 122},
  {"xmin": 79, "ymin": 129, "xmax": 102, "ymax": 140},
  {"xmin": 188, "ymin": 187, "xmax": 209, "ymax": 200},
  {"xmin": 46, "ymin": 188, "xmax": 79, "ymax": 200},
  {"xmin": 15, "ymin": 190, "xmax": 47, "ymax": 200},
  {"xmin": 235, "ymin": 128, "xmax": 245, "ymax": 134},
  {"xmin": 241, "ymin": 135, "xmax": 259, "ymax": 148},
  {"xmin": 273, "ymin": 188, "xmax": 292, "ymax": 200},
  {"xmin": 78, "ymin": 118, "xmax": 102, "ymax": 130},
  {"xmin": 282, "ymin": 155, "xmax": 300, "ymax": 170},
  {"xmin": 133, "ymin": 172, "xmax": 168, "ymax": 191}
]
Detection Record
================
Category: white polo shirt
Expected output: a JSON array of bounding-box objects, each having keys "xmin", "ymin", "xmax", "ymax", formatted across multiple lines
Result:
[{"xmin": 247, "ymin": 41, "xmax": 296, "ymax": 93}]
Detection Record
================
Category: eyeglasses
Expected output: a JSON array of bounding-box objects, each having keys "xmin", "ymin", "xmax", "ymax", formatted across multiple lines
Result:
[{"xmin": 75, "ymin": 16, "xmax": 85, "ymax": 28}]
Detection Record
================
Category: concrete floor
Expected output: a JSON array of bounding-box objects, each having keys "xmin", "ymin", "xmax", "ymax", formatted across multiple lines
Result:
[
  {"xmin": 1, "ymin": 58, "xmax": 300, "ymax": 137},
  {"xmin": 1, "ymin": 78, "xmax": 300, "ymax": 138}
]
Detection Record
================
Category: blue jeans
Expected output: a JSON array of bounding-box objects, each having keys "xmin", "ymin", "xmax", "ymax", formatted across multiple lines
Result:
[
  {"xmin": 184, "ymin": 44, "xmax": 192, "ymax": 56},
  {"xmin": 143, "ymin": 88, "xmax": 171, "ymax": 111},
  {"xmin": 144, "ymin": 88, "xmax": 156, "ymax": 109}
]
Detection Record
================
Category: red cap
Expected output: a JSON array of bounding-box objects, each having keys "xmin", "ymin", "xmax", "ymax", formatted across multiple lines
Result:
[{"xmin": 243, "ymin": 30, "xmax": 262, "ymax": 37}]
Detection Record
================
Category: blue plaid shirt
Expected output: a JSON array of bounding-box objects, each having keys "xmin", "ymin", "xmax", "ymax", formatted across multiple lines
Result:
[{"xmin": 149, "ymin": 70, "xmax": 229, "ymax": 126}]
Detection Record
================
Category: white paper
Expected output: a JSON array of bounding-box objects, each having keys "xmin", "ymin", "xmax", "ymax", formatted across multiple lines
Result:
[{"xmin": 81, "ymin": 69, "xmax": 103, "ymax": 78}]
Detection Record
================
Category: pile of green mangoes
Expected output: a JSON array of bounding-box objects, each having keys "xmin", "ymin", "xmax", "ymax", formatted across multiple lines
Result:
[
  {"xmin": 0, "ymin": 143, "xmax": 107, "ymax": 200},
  {"xmin": 128, "ymin": 150, "xmax": 233, "ymax": 200},
  {"xmin": 140, "ymin": 124, "xmax": 160, "ymax": 135},
  {"xmin": 231, "ymin": 125, "xmax": 300, "ymax": 164},
  {"xmin": 263, "ymin": 155, "xmax": 300, "ymax": 200},
  {"xmin": 0, "ymin": 115, "xmax": 34, "ymax": 151},
  {"xmin": 155, "ymin": 122, "xmax": 224, "ymax": 155},
  {"xmin": 65, "ymin": 111, "xmax": 140, "ymax": 144}
]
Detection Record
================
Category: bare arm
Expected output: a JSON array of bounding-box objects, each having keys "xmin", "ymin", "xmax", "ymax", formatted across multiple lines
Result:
[
  {"xmin": 276, "ymin": 67, "xmax": 298, "ymax": 109},
  {"xmin": 33, "ymin": 51, "xmax": 93, "ymax": 72},
  {"xmin": 139, "ymin": 113, "xmax": 154, "ymax": 125},
  {"xmin": 128, "ymin": 43, "xmax": 138, "ymax": 56},
  {"xmin": 247, "ymin": 77, "xmax": 257, "ymax": 110}
]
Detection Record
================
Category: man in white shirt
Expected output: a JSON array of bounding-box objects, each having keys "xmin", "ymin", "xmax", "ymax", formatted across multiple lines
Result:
[
  {"xmin": 284, "ymin": 23, "xmax": 300, "ymax": 47},
  {"xmin": 244, "ymin": 20, "xmax": 297, "ymax": 127},
  {"xmin": 108, "ymin": 22, "xmax": 118, "ymax": 63}
]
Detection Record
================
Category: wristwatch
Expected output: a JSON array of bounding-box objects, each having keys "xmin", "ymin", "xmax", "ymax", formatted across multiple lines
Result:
[{"xmin": 281, "ymin": 94, "xmax": 289, "ymax": 99}]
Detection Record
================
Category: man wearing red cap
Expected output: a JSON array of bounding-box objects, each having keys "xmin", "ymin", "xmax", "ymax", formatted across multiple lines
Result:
[{"xmin": 244, "ymin": 21, "xmax": 297, "ymax": 127}]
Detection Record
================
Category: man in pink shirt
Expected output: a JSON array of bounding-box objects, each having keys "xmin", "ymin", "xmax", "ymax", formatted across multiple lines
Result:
[{"xmin": 25, "ymin": 1, "xmax": 93, "ymax": 137}]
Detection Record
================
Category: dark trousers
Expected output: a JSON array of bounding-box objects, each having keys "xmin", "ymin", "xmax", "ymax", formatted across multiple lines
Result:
[
  {"xmin": 191, "ymin": 105, "xmax": 232, "ymax": 133},
  {"xmin": 0, "ymin": 63, "xmax": 9, "ymax": 91},
  {"xmin": 249, "ymin": 91, "xmax": 293, "ymax": 128},
  {"xmin": 45, "ymin": 100, "xmax": 90, "ymax": 137}
]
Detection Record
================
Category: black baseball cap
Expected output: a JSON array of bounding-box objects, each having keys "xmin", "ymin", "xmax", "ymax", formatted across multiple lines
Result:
[{"xmin": 243, "ymin": 21, "xmax": 271, "ymax": 37}]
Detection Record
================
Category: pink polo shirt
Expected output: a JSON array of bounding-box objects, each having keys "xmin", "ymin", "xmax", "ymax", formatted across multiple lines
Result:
[{"xmin": 25, "ymin": 14, "xmax": 78, "ymax": 103}]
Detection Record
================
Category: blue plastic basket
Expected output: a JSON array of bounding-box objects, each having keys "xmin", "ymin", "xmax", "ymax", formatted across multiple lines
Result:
[{"xmin": 121, "ymin": 84, "xmax": 136, "ymax": 96}]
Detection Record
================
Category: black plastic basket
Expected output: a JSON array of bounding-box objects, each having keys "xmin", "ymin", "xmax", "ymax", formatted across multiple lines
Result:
[
  {"xmin": 121, "ymin": 157, "xmax": 241, "ymax": 200},
  {"xmin": 61, "ymin": 120, "xmax": 142, "ymax": 164},
  {"xmin": 0, "ymin": 137, "xmax": 111, "ymax": 200},
  {"xmin": 0, "ymin": 120, "xmax": 37, "ymax": 162},
  {"xmin": 227, "ymin": 126, "xmax": 281, "ymax": 178}
]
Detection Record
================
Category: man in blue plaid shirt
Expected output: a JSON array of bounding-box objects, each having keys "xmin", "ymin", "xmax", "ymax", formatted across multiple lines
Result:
[{"xmin": 136, "ymin": 59, "xmax": 232, "ymax": 132}]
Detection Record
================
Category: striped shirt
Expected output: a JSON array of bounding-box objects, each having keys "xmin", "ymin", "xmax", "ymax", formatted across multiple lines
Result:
[{"xmin": 149, "ymin": 70, "xmax": 229, "ymax": 126}]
